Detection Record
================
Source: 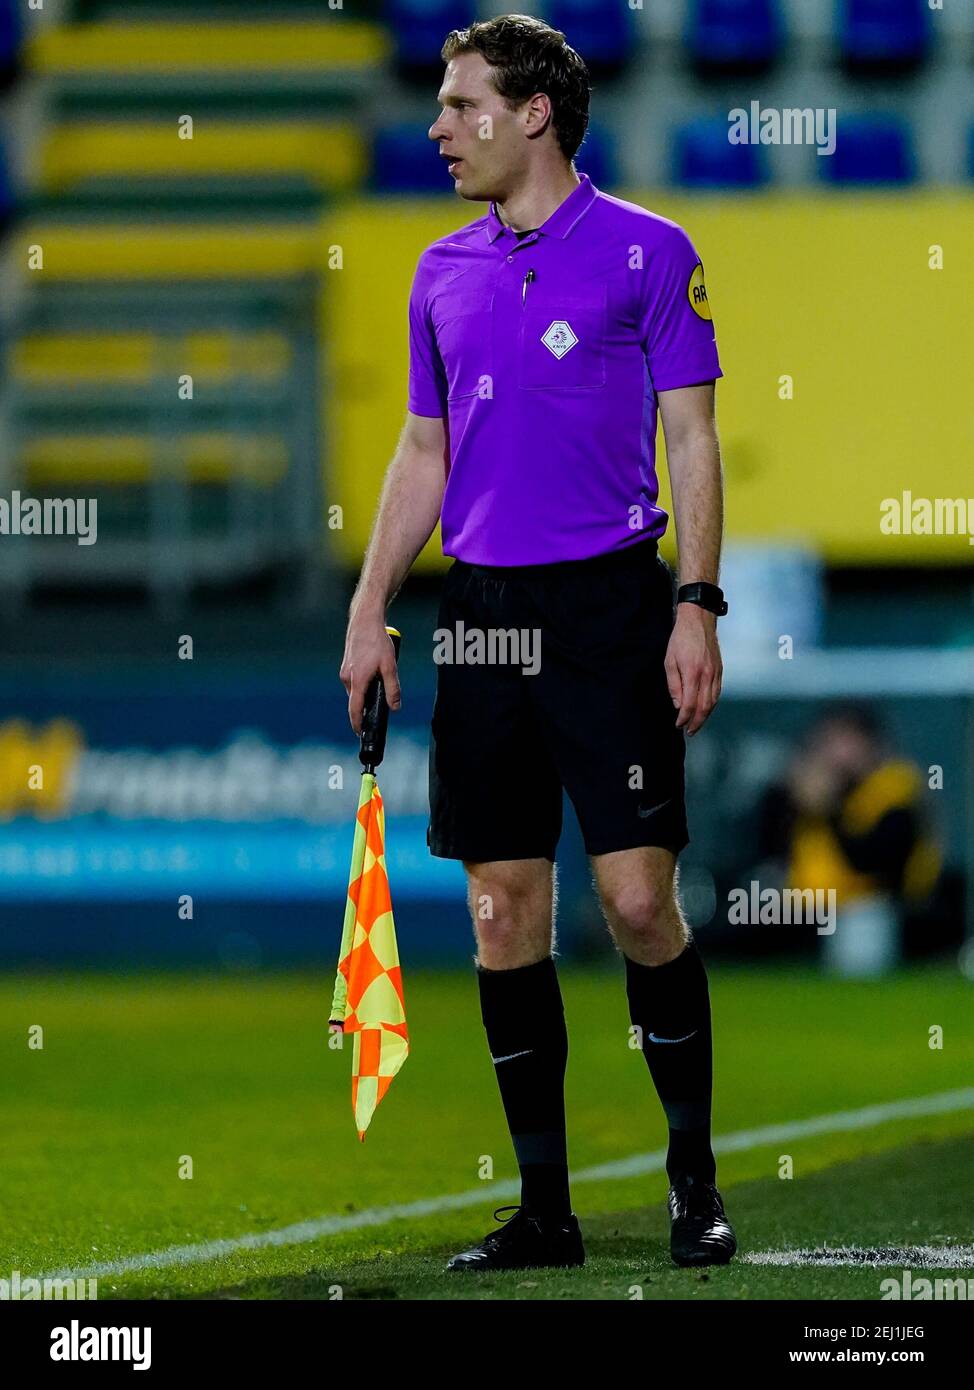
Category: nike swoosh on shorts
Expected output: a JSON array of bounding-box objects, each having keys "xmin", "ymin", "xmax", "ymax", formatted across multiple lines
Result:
[{"xmin": 490, "ymin": 1049, "xmax": 534, "ymax": 1065}]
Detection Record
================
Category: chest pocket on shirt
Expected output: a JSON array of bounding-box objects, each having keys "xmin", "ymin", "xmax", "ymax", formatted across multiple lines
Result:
[
  {"xmin": 434, "ymin": 289, "xmax": 495, "ymax": 402},
  {"xmin": 518, "ymin": 285, "xmax": 607, "ymax": 391}
]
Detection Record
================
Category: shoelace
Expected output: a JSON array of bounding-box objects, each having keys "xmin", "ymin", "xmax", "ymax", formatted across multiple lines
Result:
[
  {"xmin": 494, "ymin": 1205, "xmax": 522, "ymax": 1224},
  {"xmin": 479, "ymin": 1205, "xmax": 526, "ymax": 1246},
  {"xmin": 674, "ymin": 1182, "xmax": 721, "ymax": 1221}
]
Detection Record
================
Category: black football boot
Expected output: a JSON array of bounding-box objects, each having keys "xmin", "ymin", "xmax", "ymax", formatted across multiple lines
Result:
[
  {"xmin": 668, "ymin": 1176, "xmax": 737, "ymax": 1267},
  {"xmin": 447, "ymin": 1205, "xmax": 585, "ymax": 1272}
]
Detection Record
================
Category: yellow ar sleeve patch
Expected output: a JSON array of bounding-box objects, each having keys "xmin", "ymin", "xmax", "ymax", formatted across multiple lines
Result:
[{"xmin": 687, "ymin": 262, "xmax": 712, "ymax": 320}]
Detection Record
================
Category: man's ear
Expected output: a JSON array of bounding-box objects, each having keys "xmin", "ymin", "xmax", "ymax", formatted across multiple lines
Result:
[{"xmin": 524, "ymin": 92, "xmax": 554, "ymax": 140}]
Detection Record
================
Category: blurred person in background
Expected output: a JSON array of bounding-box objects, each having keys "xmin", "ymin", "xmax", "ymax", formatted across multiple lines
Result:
[{"xmin": 757, "ymin": 704, "xmax": 941, "ymax": 977}]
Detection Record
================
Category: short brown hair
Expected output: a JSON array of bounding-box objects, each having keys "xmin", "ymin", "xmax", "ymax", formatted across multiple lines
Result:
[{"xmin": 441, "ymin": 14, "xmax": 591, "ymax": 162}]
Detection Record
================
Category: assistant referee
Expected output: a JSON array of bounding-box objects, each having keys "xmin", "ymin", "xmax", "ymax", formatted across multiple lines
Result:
[{"xmin": 341, "ymin": 14, "xmax": 736, "ymax": 1272}]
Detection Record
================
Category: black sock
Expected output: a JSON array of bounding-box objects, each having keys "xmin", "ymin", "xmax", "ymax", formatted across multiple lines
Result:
[
  {"xmin": 477, "ymin": 956, "xmax": 571, "ymax": 1222},
  {"xmin": 624, "ymin": 942, "xmax": 716, "ymax": 1186}
]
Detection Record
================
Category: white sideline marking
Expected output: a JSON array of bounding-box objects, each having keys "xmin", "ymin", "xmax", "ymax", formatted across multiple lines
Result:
[
  {"xmin": 747, "ymin": 1245, "xmax": 974, "ymax": 1269},
  {"xmin": 39, "ymin": 1086, "xmax": 974, "ymax": 1283}
]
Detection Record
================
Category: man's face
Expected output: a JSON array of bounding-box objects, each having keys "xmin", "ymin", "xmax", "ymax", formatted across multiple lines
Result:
[
  {"xmin": 813, "ymin": 720, "xmax": 876, "ymax": 780},
  {"xmin": 428, "ymin": 52, "xmax": 533, "ymax": 202}
]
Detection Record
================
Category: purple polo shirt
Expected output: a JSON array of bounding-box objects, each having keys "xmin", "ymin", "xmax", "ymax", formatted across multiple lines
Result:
[{"xmin": 407, "ymin": 173, "xmax": 722, "ymax": 566}]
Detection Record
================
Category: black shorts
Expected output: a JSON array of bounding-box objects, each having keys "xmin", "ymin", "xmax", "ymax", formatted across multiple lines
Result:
[{"xmin": 427, "ymin": 537, "xmax": 689, "ymax": 862}]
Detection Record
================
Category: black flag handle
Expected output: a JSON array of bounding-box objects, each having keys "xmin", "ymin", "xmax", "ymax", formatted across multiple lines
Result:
[{"xmin": 359, "ymin": 627, "xmax": 401, "ymax": 773}]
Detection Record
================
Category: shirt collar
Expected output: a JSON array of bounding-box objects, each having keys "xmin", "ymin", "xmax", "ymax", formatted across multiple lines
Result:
[{"xmin": 486, "ymin": 171, "xmax": 598, "ymax": 244}]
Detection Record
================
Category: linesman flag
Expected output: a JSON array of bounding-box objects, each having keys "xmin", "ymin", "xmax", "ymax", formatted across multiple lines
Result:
[{"xmin": 329, "ymin": 628, "xmax": 408, "ymax": 1139}]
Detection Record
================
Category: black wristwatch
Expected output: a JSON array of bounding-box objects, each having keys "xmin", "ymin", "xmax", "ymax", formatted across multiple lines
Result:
[{"xmin": 677, "ymin": 581, "xmax": 728, "ymax": 617}]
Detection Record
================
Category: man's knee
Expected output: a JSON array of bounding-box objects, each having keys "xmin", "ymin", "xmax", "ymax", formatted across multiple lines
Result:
[
  {"xmin": 600, "ymin": 875, "xmax": 687, "ymax": 962},
  {"xmin": 465, "ymin": 859, "xmax": 553, "ymax": 969},
  {"xmin": 602, "ymin": 877, "xmax": 671, "ymax": 931}
]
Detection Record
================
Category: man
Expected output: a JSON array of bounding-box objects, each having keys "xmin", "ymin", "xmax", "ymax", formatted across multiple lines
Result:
[
  {"xmin": 340, "ymin": 14, "xmax": 736, "ymax": 1272},
  {"xmin": 758, "ymin": 704, "xmax": 941, "ymax": 976}
]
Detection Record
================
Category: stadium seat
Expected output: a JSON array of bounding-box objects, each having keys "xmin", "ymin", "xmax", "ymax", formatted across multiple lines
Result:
[
  {"xmin": 548, "ymin": 1, "xmax": 634, "ymax": 78},
  {"xmin": 38, "ymin": 121, "xmax": 367, "ymax": 213},
  {"xmin": 838, "ymin": 0, "xmax": 930, "ymax": 74},
  {"xmin": 22, "ymin": 433, "xmax": 288, "ymax": 487},
  {"xmin": 573, "ymin": 124, "xmax": 618, "ymax": 189},
  {"xmin": 27, "ymin": 19, "xmax": 389, "ymax": 91},
  {"xmin": 0, "ymin": 0, "xmax": 22, "ymax": 90},
  {"xmin": 374, "ymin": 122, "xmax": 446, "ymax": 193},
  {"xmin": 0, "ymin": 126, "xmax": 15, "ymax": 227},
  {"xmin": 13, "ymin": 331, "xmax": 292, "ymax": 388},
  {"xmin": 686, "ymin": 0, "xmax": 784, "ymax": 76},
  {"xmin": 672, "ymin": 116, "xmax": 769, "ymax": 189},
  {"xmin": 387, "ymin": 0, "xmax": 471, "ymax": 78},
  {"xmin": 819, "ymin": 115, "xmax": 916, "ymax": 186},
  {"xmin": 0, "ymin": 2, "xmax": 20, "ymax": 94}
]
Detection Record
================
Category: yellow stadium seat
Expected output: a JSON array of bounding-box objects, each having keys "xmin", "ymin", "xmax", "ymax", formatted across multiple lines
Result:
[
  {"xmin": 22, "ymin": 434, "xmax": 289, "ymax": 486},
  {"xmin": 13, "ymin": 332, "xmax": 292, "ymax": 384},
  {"xmin": 40, "ymin": 122, "xmax": 368, "ymax": 196},
  {"xmin": 28, "ymin": 22, "xmax": 390, "ymax": 75}
]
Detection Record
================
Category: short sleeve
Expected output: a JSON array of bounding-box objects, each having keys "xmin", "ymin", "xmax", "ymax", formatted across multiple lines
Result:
[
  {"xmin": 637, "ymin": 223, "xmax": 723, "ymax": 393},
  {"xmin": 407, "ymin": 255, "xmax": 449, "ymax": 418}
]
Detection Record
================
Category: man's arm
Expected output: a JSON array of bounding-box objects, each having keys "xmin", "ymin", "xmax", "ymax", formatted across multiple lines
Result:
[
  {"xmin": 340, "ymin": 410, "xmax": 448, "ymax": 733},
  {"xmin": 657, "ymin": 381, "xmax": 724, "ymax": 736}
]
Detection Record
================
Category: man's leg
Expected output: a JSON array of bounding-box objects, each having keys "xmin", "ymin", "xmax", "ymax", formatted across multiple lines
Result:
[
  {"xmin": 592, "ymin": 844, "xmax": 735, "ymax": 1266},
  {"xmin": 592, "ymin": 845, "xmax": 715, "ymax": 1185},
  {"xmin": 446, "ymin": 856, "xmax": 584, "ymax": 1270},
  {"xmin": 428, "ymin": 561, "xmax": 581, "ymax": 1269},
  {"xmin": 465, "ymin": 857, "xmax": 572, "ymax": 1223}
]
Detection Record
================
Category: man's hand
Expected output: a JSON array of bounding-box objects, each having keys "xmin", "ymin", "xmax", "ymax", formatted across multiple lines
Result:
[
  {"xmin": 664, "ymin": 603, "xmax": 723, "ymax": 736},
  {"xmin": 340, "ymin": 611, "xmax": 401, "ymax": 735}
]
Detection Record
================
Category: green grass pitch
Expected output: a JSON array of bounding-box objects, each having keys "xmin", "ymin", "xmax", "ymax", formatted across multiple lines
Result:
[{"xmin": 1, "ymin": 963, "xmax": 972, "ymax": 1300}]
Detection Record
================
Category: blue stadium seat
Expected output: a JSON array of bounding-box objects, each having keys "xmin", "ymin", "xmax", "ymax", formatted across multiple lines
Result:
[
  {"xmin": 968, "ymin": 123, "xmax": 974, "ymax": 182},
  {"xmin": 672, "ymin": 116, "xmax": 769, "ymax": 189},
  {"xmin": 687, "ymin": 0, "xmax": 784, "ymax": 74},
  {"xmin": 0, "ymin": 0, "xmax": 23, "ymax": 88},
  {"xmin": 573, "ymin": 124, "xmax": 618, "ymax": 188},
  {"xmin": 387, "ymin": 0, "xmax": 471, "ymax": 74},
  {"xmin": 839, "ymin": 0, "xmax": 930, "ymax": 71},
  {"xmin": 0, "ymin": 125, "xmax": 14, "ymax": 225},
  {"xmin": 548, "ymin": 1, "xmax": 634, "ymax": 76},
  {"xmin": 819, "ymin": 115, "xmax": 916, "ymax": 185},
  {"xmin": 373, "ymin": 123, "xmax": 446, "ymax": 193}
]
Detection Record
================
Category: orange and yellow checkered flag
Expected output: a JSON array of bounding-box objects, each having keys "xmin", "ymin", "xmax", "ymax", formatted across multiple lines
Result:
[{"xmin": 329, "ymin": 772, "xmax": 408, "ymax": 1139}]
